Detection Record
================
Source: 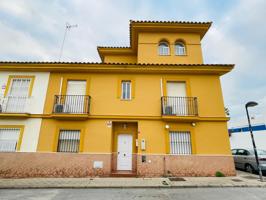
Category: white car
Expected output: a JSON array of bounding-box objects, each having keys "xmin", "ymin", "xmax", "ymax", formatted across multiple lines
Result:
[{"xmin": 231, "ymin": 148, "xmax": 266, "ymax": 174}]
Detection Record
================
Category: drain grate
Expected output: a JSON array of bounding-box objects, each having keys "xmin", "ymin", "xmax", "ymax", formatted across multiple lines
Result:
[
  {"xmin": 162, "ymin": 180, "xmax": 169, "ymax": 185},
  {"xmin": 168, "ymin": 177, "xmax": 186, "ymax": 181},
  {"xmin": 231, "ymin": 178, "xmax": 243, "ymax": 182},
  {"xmin": 242, "ymin": 175, "xmax": 260, "ymax": 180}
]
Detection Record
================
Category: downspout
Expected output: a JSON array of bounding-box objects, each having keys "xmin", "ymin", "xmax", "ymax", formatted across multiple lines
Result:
[{"xmin": 59, "ymin": 77, "xmax": 63, "ymax": 95}]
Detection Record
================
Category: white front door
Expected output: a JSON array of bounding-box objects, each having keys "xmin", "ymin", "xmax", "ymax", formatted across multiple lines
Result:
[
  {"xmin": 117, "ymin": 134, "xmax": 132, "ymax": 170},
  {"xmin": 64, "ymin": 81, "xmax": 86, "ymax": 113},
  {"xmin": 167, "ymin": 82, "xmax": 187, "ymax": 115}
]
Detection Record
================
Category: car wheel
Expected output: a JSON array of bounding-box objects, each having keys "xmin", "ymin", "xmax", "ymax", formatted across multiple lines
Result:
[{"xmin": 245, "ymin": 164, "xmax": 254, "ymax": 174}]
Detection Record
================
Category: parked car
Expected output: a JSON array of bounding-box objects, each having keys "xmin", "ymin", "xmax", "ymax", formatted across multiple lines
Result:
[{"xmin": 231, "ymin": 148, "xmax": 266, "ymax": 174}]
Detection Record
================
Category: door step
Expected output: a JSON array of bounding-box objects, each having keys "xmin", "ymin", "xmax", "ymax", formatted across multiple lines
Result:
[{"xmin": 110, "ymin": 170, "xmax": 136, "ymax": 177}]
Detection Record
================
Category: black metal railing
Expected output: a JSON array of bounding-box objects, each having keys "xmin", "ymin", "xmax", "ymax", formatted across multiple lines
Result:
[
  {"xmin": 161, "ymin": 96, "xmax": 198, "ymax": 116},
  {"xmin": 53, "ymin": 95, "xmax": 91, "ymax": 114}
]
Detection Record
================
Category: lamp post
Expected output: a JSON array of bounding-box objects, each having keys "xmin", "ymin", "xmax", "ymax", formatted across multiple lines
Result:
[{"xmin": 245, "ymin": 101, "xmax": 263, "ymax": 181}]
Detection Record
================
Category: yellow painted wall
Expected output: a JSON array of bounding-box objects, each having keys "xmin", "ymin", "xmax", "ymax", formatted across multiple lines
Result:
[
  {"xmin": 137, "ymin": 32, "xmax": 203, "ymax": 64},
  {"xmin": 104, "ymin": 55, "xmax": 137, "ymax": 63},
  {"xmin": 37, "ymin": 119, "xmax": 230, "ymax": 155},
  {"xmin": 44, "ymin": 73, "xmax": 226, "ymax": 118},
  {"xmin": 193, "ymin": 121, "xmax": 231, "ymax": 154},
  {"xmin": 37, "ymin": 119, "xmax": 112, "ymax": 153},
  {"xmin": 137, "ymin": 120, "xmax": 230, "ymax": 155}
]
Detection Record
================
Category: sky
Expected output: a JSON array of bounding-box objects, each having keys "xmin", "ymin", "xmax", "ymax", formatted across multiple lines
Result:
[{"xmin": 0, "ymin": 0, "xmax": 265, "ymax": 127}]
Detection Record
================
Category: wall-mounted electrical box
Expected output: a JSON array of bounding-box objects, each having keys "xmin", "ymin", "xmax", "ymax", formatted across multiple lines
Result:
[{"xmin": 141, "ymin": 139, "xmax": 146, "ymax": 150}]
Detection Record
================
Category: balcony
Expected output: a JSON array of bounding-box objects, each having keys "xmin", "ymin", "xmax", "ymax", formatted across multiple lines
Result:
[
  {"xmin": 161, "ymin": 96, "xmax": 198, "ymax": 119},
  {"xmin": 53, "ymin": 95, "xmax": 91, "ymax": 116},
  {"xmin": 0, "ymin": 96, "xmax": 30, "ymax": 114}
]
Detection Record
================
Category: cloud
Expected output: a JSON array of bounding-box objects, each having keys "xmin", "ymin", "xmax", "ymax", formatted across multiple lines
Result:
[{"xmin": 202, "ymin": 0, "xmax": 266, "ymax": 126}]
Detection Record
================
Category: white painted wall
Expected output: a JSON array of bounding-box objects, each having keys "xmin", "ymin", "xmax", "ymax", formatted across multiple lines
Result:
[
  {"xmin": 0, "ymin": 72, "xmax": 50, "ymax": 114},
  {"xmin": 0, "ymin": 119, "xmax": 42, "ymax": 152},
  {"xmin": 230, "ymin": 131, "xmax": 266, "ymax": 150}
]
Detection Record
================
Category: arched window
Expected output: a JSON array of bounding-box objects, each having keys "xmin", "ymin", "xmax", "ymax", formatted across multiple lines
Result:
[
  {"xmin": 158, "ymin": 41, "xmax": 170, "ymax": 56},
  {"xmin": 175, "ymin": 42, "xmax": 186, "ymax": 55}
]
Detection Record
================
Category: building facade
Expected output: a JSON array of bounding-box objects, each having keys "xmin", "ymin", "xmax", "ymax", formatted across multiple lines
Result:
[{"xmin": 0, "ymin": 21, "xmax": 235, "ymax": 177}]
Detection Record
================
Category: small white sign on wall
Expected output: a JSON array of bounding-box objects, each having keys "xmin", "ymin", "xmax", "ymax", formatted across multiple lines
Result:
[
  {"xmin": 107, "ymin": 121, "xmax": 112, "ymax": 128},
  {"xmin": 93, "ymin": 161, "xmax": 103, "ymax": 169}
]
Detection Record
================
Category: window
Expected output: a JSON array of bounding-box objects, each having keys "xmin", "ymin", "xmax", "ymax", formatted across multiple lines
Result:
[
  {"xmin": 121, "ymin": 81, "xmax": 131, "ymax": 100},
  {"xmin": 237, "ymin": 149, "xmax": 249, "ymax": 156},
  {"xmin": 0, "ymin": 128, "xmax": 21, "ymax": 152},
  {"xmin": 175, "ymin": 42, "xmax": 186, "ymax": 55},
  {"xmin": 169, "ymin": 131, "xmax": 192, "ymax": 155},
  {"xmin": 57, "ymin": 130, "xmax": 80, "ymax": 153},
  {"xmin": 3, "ymin": 76, "xmax": 34, "ymax": 113},
  {"xmin": 158, "ymin": 42, "xmax": 170, "ymax": 55},
  {"xmin": 231, "ymin": 149, "xmax": 237, "ymax": 155}
]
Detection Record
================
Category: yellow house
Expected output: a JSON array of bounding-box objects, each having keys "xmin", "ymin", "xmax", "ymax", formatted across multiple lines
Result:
[{"xmin": 0, "ymin": 20, "xmax": 235, "ymax": 177}]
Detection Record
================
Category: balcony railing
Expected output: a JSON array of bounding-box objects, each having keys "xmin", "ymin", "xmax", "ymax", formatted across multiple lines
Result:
[
  {"xmin": 53, "ymin": 95, "xmax": 91, "ymax": 114},
  {"xmin": 161, "ymin": 96, "xmax": 198, "ymax": 116},
  {"xmin": 0, "ymin": 96, "xmax": 29, "ymax": 113}
]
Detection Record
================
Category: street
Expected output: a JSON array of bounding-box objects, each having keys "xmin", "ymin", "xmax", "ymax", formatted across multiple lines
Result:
[{"xmin": 1, "ymin": 188, "xmax": 266, "ymax": 200}]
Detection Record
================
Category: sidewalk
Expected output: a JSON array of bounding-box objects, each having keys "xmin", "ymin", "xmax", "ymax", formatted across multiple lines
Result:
[{"xmin": 0, "ymin": 171, "xmax": 265, "ymax": 189}]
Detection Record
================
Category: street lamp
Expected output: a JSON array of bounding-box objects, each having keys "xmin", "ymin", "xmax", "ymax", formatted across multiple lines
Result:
[{"xmin": 245, "ymin": 101, "xmax": 263, "ymax": 182}]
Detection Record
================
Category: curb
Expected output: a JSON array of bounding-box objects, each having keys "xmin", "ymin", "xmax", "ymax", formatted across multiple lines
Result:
[{"xmin": 1, "ymin": 185, "xmax": 266, "ymax": 189}]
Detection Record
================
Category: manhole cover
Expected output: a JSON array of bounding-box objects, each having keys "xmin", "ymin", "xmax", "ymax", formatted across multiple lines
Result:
[
  {"xmin": 231, "ymin": 178, "xmax": 243, "ymax": 182},
  {"xmin": 168, "ymin": 177, "xmax": 186, "ymax": 181},
  {"xmin": 242, "ymin": 175, "xmax": 259, "ymax": 180}
]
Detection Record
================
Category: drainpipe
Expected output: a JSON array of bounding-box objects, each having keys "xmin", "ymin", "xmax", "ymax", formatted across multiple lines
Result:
[
  {"xmin": 59, "ymin": 77, "xmax": 63, "ymax": 95},
  {"xmin": 160, "ymin": 78, "xmax": 163, "ymax": 97}
]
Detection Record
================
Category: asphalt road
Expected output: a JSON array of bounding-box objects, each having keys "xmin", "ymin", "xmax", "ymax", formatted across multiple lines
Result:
[{"xmin": 1, "ymin": 188, "xmax": 266, "ymax": 200}]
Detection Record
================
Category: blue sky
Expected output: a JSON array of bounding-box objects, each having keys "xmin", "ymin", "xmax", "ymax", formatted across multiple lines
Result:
[{"xmin": 0, "ymin": 0, "xmax": 265, "ymax": 126}]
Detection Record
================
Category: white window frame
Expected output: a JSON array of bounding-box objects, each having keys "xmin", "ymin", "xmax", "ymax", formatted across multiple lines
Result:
[
  {"xmin": 175, "ymin": 43, "xmax": 186, "ymax": 56},
  {"xmin": 169, "ymin": 131, "xmax": 192, "ymax": 155},
  {"xmin": 121, "ymin": 80, "xmax": 131, "ymax": 100},
  {"xmin": 0, "ymin": 128, "xmax": 21, "ymax": 152},
  {"xmin": 158, "ymin": 42, "xmax": 170, "ymax": 56}
]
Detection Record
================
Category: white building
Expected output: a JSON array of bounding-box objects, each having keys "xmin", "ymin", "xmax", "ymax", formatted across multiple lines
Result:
[{"xmin": 0, "ymin": 71, "xmax": 50, "ymax": 152}]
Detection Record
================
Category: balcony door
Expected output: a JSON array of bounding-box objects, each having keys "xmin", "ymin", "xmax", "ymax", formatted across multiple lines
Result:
[
  {"xmin": 166, "ymin": 82, "xmax": 187, "ymax": 115},
  {"xmin": 5, "ymin": 78, "xmax": 31, "ymax": 113},
  {"xmin": 64, "ymin": 81, "xmax": 86, "ymax": 113}
]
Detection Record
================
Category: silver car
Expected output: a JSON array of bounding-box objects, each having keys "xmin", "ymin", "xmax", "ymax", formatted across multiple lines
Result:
[{"xmin": 231, "ymin": 148, "xmax": 266, "ymax": 174}]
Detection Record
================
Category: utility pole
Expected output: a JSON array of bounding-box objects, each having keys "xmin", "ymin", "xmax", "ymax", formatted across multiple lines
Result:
[{"xmin": 58, "ymin": 22, "xmax": 78, "ymax": 61}]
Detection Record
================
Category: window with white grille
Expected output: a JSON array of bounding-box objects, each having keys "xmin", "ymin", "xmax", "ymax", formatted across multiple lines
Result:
[
  {"xmin": 169, "ymin": 131, "xmax": 192, "ymax": 155},
  {"xmin": 57, "ymin": 130, "xmax": 80, "ymax": 153},
  {"xmin": 0, "ymin": 128, "xmax": 21, "ymax": 152},
  {"xmin": 158, "ymin": 42, "xmax": 170, "ymax": 55},
  {"xmin": 121, "ymin": 81, "xmax": 131, "ymax": 100},
  {"xmin": 3, "ymin": 77, "xmax": 31, "ymax": 113},
  {"xmin": 175, "ymin": 43, "xmax": 186, "ymax": 55}
]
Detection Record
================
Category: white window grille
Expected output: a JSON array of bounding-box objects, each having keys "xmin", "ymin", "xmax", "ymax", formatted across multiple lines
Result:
[
  {"xmin": 175, "ymin": 43, "xmax": 186, "ymax": 55},
  {"xmin": 121, "ymin": 81, "xmax": 131, "ymax": 100},
  {"xmin": 169, "ymin": 131, "xmax": 192, "ymax": 155},
  {"xmin": 0, "ymin": 128, "xmax": 20, "ymax": 152},
  {"xmin": 158, "ymin": 42, "xmax": 170, "ymax": 55},
  {"xmin": 57, "ymin": 130, "xmax": 80, "ymax": 153},
  {"xmin": 2, "ymin": 78, "xmax": 31, "ymax": 113}
]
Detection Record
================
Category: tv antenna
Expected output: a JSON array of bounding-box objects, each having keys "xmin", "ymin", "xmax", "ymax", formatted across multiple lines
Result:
[{"xmin": 58, "ymin": 22, "xmax": 78, "ymax": 61}]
